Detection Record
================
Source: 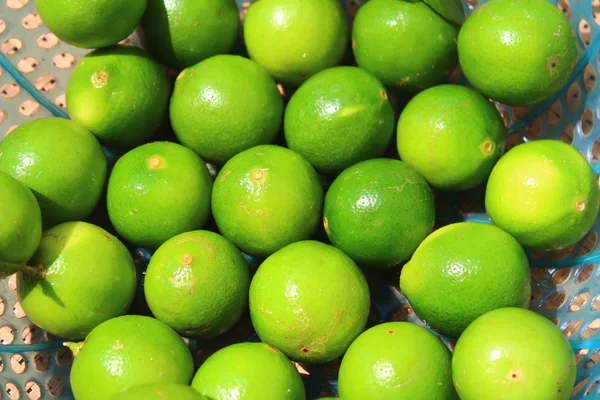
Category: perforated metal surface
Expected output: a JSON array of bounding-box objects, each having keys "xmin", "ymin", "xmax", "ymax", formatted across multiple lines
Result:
[{"xmin": 1, "ymin": 0, "xmax": 600, "ymax": 399}]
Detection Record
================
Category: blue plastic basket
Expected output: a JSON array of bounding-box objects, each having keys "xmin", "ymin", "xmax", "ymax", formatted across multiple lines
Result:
[{"xmin": 1, "ymin": 0, "xmax": 600, "ymax": 399}]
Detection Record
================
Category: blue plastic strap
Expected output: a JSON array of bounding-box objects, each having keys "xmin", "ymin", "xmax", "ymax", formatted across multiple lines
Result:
[{"xmin": 0, "ymin": 341, "xmax": 65, "ymax": 353}]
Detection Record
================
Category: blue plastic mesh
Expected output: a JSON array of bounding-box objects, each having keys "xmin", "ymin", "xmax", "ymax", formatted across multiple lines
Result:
[{"xmin": 1, "ymin": 0, "xmax": 600, "ymax": 399}]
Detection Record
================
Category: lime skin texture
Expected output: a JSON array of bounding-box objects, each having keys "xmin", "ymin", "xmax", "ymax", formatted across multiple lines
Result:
[
  {"xmin": 324, "ymin": 158, "xmax": 435, "ymax": 269},
  {"xmin": 0, "ymin": 117, "xmax": 107, "ymax": 228},
  {"xmin": 400, "ymin": 222, "xmax": 531, "ymax": 339},
  {"xmin": 138, "ymin": 0, "xmax": 240, "ymax": 70},
  {"xmin": 243, "ymin": 0, "xmax": 349, "ymax": 87},
  {"xmin": 113, "ymin": 383, "xmax": 208, "ymax": 400},
  {"xmin": 212, "ymin": 145, "xmax": 323, "ymax": 259},
  {"xmin": 397, "ymin": 84, "xmax": 507, "ymax": 191},
  {"xmin": 69, "ymin": 315, "xmax": 194, "ymax": 400},
  {"xmin": 0, "ymin": 170, "xmax": 42, "ymax": 277},
  {"xmin": 171, "ymin": 55, "xmax": 284, "ymax": 165},
  {"xmin": 452, "ymin": 307, "xmax": 577, "ymax": 400},
  {"xmin": 107, "ymin": 141, "xmax": 213, "ymax": 250},
  {"xmin": 485, "ymin": 140, "xmax": 600, "ymax": 251},
  {"xmin": 67, "ymin": 45, "xmax": 172, "ymax": 149},
  {"xmin": 191, "ymin": 342, "xmax": 306, "ymax": 400},
  {"xmin": 458, "ymin": 0, "xmax": 578, "ymax": 106},
  {"xmin": 338, "ymin": 322, "xmax": 457, "ymax": 400},
  {"xmin": 284, "ymin": 66, "xmax": 395, "ymax": 175},
  {"xmin": 144, "ymin": 230, "xmax": 251, "ymax": 339},
  {"xmin": 249, "ymin": 240, "xmax": 370, "ymax": 364},
  {"xmin": 17, "ymin": 221, "xmax": 137, "ymax": 340},
  {"xmin": 352, "ymin": 0, "xmax": 459, "ymax": 92},
  {"xmin": 36, "ymin": 0, "xmax": 147, "ymax": 49}
]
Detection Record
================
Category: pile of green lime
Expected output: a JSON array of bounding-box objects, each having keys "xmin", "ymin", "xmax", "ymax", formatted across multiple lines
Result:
[{"xmin": 1, "ymin": 0, "xmax": 592, "ymax": 398}]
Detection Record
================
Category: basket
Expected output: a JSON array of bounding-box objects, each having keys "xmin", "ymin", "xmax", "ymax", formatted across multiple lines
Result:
[{"xmin": 1, "ymin": 0, "xmax": 600, "ymax": 398}]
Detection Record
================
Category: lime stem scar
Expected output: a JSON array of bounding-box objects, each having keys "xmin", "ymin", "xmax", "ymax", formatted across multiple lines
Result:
[{"xmin": 576, "ymin": 200, "xmax": 586, "ymax": 212}]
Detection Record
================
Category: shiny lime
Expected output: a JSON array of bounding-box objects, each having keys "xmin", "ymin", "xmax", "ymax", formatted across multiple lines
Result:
[{"xmin": 113, "ymin": 384, "xmax": 207, "ymax": 400}]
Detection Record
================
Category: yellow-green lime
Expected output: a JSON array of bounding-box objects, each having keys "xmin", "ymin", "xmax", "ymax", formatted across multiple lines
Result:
[
  {"xmin": 191, "ymin": 342, "xmax": 305, "ymax": 400},
  {"xmin": 144, "ymin": 230, "xmax": 250, "ymax": 339},
  {"xmin": 212, "ymin": 145, "xmax": 323, "ymax": 258},
  {"xmin": 324, "ymin": 159, "xmax": 435, "ymax": 269},
  {"xmin": 138, "ymin": 0, "xmax": 240, "ymax": 69},
  {"xmin": 458, "ymin": 0, "xmax": 578, "ymax": 106},
  {"xmin": 485, "ymin": 140, "xmax": 600, "ymax": 251},
  {"xmin": 249, "ymin": 241, "xmax": 370, "ymax": 363},
  {"xmin": 0, "ymin": 170, "xmax": 42, "ymax": 277},
  {"xmin": 453, "ymin": 308, "xmax": 576, "ymax": 400},
  {"xmin": 67, "ymin": 45, "xmax": 171, "ymax": 149},
  {"xmin": 171, "ymin": 55, "xmax": 284, "ymax": 165},
  {"xmin": 284, "ymin": 66, "xmax": 395, "ymax": 174},
  {"xmin": 69, "ymin": 315, "xmax": 194, "ymax": 400},
  {"xmin": 338, "ymin": 322, "xmax": 457, "ymax": 400},
  {"xmin": 400, "ymin": 222, "xmax": 531, "ymax": 338},
  {"xmin": 107, "ymin": 142, "xmax": 213, "ymax": 250},
  {"xmin": 397, "ymin": 85, "xmax": 506, "ymax": 191},
  {"xmin": 244, "ymin": 0, "xmax": 349, "ymax": 87},
  {"xmin": 113, "ymin": 384, "xmax": 207, "ymax": 400},
  {"xmin": 17, "ymin": 222, "xmax": 136, "ymax": 339},
  {"xmin": 352, "ymin": 0, "xmax": 459, "ymax": 92},
  {"xmin": 36, "ymin": 0, "xmax": 146, "ymax": 48},
  {"xmin": 0, "ymin": 118, "xmax": 106, "ymax": 228}
]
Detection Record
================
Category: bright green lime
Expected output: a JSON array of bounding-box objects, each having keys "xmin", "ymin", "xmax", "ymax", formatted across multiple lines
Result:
[
  {"xmin": 138, "ymin": 0, "xmax": 240, "ymax": 69},
  {"xmin": 338, "ymin": 322, "xmax": 457, "ymax": 400},
  {"xmin": 458, "ymin": 0, "xmax": 577, "ymax": 106},
  {"xmin": 244, "ymin": 0, "xmax": 348, "ymax": 87},
  {"xmin": 17, "ymin": 222, "xmax": 136, "ymax": 339},
  {"xmin": 107, "ymin": 142, "xmax": 213, "ymax": 250},
  {"xmin": 113, "ymin": 384, "xmax": 207, "ymax": 400},
  {"xmin": 0, "ymin": 170, "xmax": 42, "ymax": 277},
  {"xmin": 36, "ymin": 0, "xmax": 146, "ymax": 48},
  {"xmin": 144, "ymin": 230, "xmax": 250, "ymax": 339},
  {"xmin": 284, "ymin": 66, "xmax": 395, "ymax": 174},
  {"xmin": 70, "ymin": 315, "xmax": 194, "ymax": 400},
  {"xmin": 250, "ymin": 241, "xmax": 370, "ymax": 363},
  {"xmin": 0, "ymin": 118, "xmax": 106, "ymax": 228},
  {"xmin": 171, "ymin": 55, "xmax": 284, "ymax": 165},
  {"xmin": 191, "ymin": 342, "xmax": 305, "ymax": 400},
  {"xmin": 397, "ymin": 85, "xmax": 506, "ymax": 191},
  {"xmin": 352, "ymin": 0, "xmax": 459, "ymax": 91},
  {"xmin": 67, "ymin": 45, "xmax": 171, "ymax": 149},
  {"xmin": 324, "ymin": 159, "xmax": 435, "ymax": 269},
  {"xmin": 212, "ymin": 145, "xmax": 323, "ymax": 258},
  {"xmin": 453, "ymin": 308, "xmax": 576, "ymax": 400},
  {"xmin": 400, "ymin": 222, "xmax": 531, "ymax": 339},
  {"xmin": 486, "ymin": 140, "xmax": 600, "ymax": 251}
]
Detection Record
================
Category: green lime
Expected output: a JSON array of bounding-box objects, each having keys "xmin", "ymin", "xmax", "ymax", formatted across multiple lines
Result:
[
  {"xmin": 352, "ymin": 0, "xmax": 459, "ymax": 92},
  {"xmin": 324, "ymin": 159, "xmax": 435, "ymax": 269},
  {"xmin": 171, "ymin": 55, "xmax": 284, "ymax": 165},
  {"xmin": 17, "ymin": 222, "xmax": 136, "ymax": 339},
  {"xmin": 107, "ymin": 142, "xmax": 213, "ymax": 250},
  {"xmin": 138, "ymin": 0, "xmax": 240, "ymax": 69},
  {"xmin": 243, "ymin": 0, "xmax": 348, "ymax": 87},
  {"xmin": 400, "ymin": 222, "xmax": 531, "ymax": 338},
  {"xmin": 69, "ymin": 315, "xmax": 194, "ymax": 400},
  {"xmin": 144, "ymin": 230, "xmax": 250, "ymax": 339},
  {"xmin": 453, "ymin": 308, "xmax": 576, "ymax": 400},
  {"xmin": 36, "ymin": 0, "xmax": 146, "ymax": 48},
  {"xmin": 338, "ymin": 322, "xmax": 456, "ymax": 400},
  {"xmin": 284, "ymin": 66, "xmax": 395, "ymax": 174},
  {"xmin": 0, "ymin": 118, "xmax": 107, "ymax": 228},
  {"xmin": 249, "ymin": 241, "xmax": 370, "ymax": 363},
  {"xmin": 67, "ymin": 45, "xmax": 171, "ymax": 149},
  {"xmin": 486, "ymin": 140, "xmax": 600, "ymax": 251},
  {"xmin": 0, "ymin": 170, "xmax": 42, "ymax": 277},
  {"xmin": 397, "ymin": 85, "xmax": 506, "ymax": 191},
  {"xmin": 191, "ymin": 342, "xmax": 305, "ymax": 399},
  {"xmin": 113, "ymin": 384, "xmax": 207, "ymax": 400},
  {"xmin": 458, "ymin": 0, "xmax": 577, "ymax": 106},
  {"xmin": 212, "ymin": 145, "xmax": 323, "ymax": 258}
]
